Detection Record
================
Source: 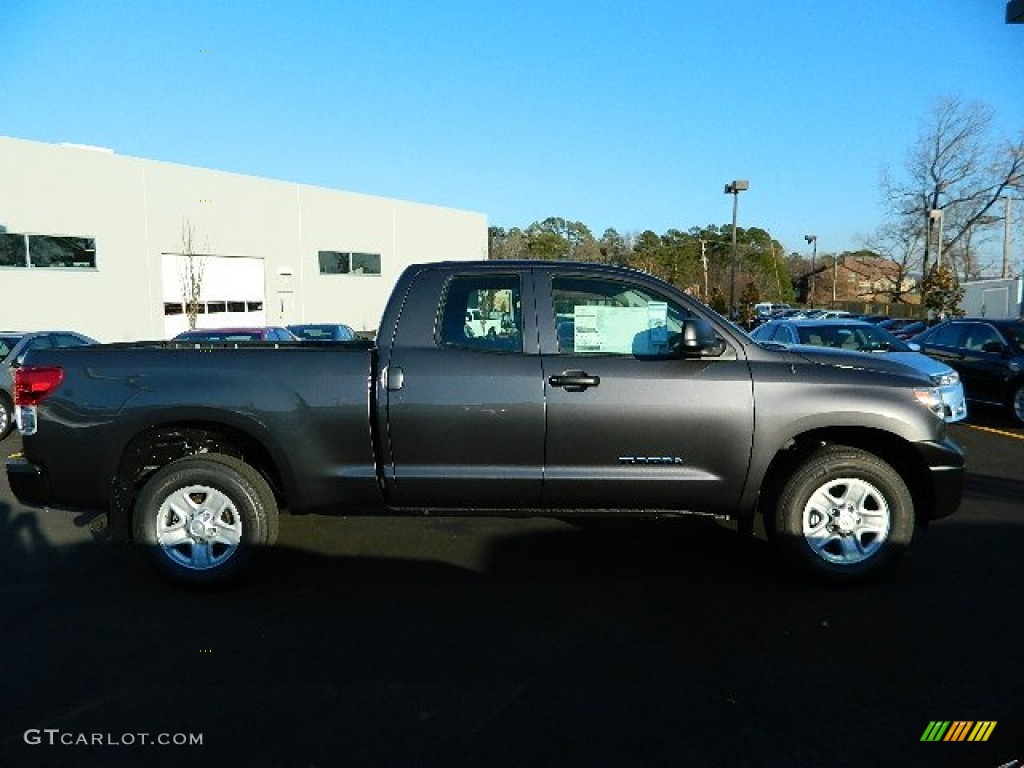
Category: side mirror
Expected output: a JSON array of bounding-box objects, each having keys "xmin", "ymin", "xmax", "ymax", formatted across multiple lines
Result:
[
  {"xmin": 907, "ymin": 342, "xmax": 921, "ymax": 352},
  {"xmin": 673, "ymin": 318, "xmax": 726, "ymax": 357},
  {"xmin": 11, "ymin": 355, "xmax": 26, "ymax": 369},
  {"xmin": 981, "ymin": 340, "xmax": 1008, "ymax": 355}
]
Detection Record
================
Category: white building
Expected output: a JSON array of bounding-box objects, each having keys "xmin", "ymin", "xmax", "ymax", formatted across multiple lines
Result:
[{"xmin": 0, "ymin": 135, "xmax": 488, "ymax": 341}]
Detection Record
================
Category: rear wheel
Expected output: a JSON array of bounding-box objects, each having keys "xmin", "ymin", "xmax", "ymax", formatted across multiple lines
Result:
[
  {"xmin": 133, "ymin": 453, "xmax": 278, "ymax": 586},
  {"xmin": 769, "ymin": 446, "xmax": 915, "ymax": 583},
  {"xmin": 0, "ymin": 393, "xmax": 13, "ymax": 440}
]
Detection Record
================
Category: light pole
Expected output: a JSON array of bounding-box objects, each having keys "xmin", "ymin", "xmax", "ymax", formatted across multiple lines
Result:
[
  {"xmin": 1002, "ymin": 195, "xmax": 1020, "ymax": 278},
  {"xmin": 928, "ymin": 209, "xmax": 945, "ymax": 270},
  {"xmin": 698, "ymin": 238, "xmax": 709, "ymax": 300},
  {"xmin": 804, "ymin": 234, "xmax": 817, "ymax": 307},
  {"xmin": 832, "ymin": 255, "xmax": 839, "ymax": 305},
  {"xmin": 724, "ymin": 180, "xmax": 749, "ymax": 314}
]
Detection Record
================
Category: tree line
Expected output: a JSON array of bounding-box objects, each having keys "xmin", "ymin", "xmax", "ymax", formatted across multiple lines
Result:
[{"xmin": 488, "ymin": 219, "xmax": 800, "ymax": 316}]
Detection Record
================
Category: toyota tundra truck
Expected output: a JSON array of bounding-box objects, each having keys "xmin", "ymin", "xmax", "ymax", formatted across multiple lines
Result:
[{"xmin": 6, "ymin": 260, "xmax": 965, "ymax": 586}]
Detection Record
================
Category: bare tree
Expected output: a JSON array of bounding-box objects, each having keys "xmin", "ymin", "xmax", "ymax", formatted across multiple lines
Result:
[
  {"xmin": 863, "ymin": 221, "xmax": 923, "ymax": 303},
  {"xmin": 881, "ymin": 96, "xmax": 1024, "ymax": 282},
  {"xmin": 178, "ymin": 219, "xmax": 206, "ymax": 330}
]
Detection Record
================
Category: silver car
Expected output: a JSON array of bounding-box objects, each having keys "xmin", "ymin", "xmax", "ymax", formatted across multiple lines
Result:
[
  {"xmin": 750, "ymin": 319, "xmax": 967, "ymax": 423},
  {"xmin": 0, "ymin": 330, "xmax": 98, "ymax": 440}
]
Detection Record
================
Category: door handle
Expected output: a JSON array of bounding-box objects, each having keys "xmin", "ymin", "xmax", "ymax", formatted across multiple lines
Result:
[
  {"xmin": 548, "ymin": 370, "xmax": 600, "ymax": 392},
  {"xmin": 384, "ymin": 366, "xmax": 405, "ymax": 391}
]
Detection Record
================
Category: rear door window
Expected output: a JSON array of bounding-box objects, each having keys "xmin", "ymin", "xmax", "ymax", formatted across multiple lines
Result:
[{"xmin": 438, "ymin": 274, "xmax": 523, "ymax": 353}]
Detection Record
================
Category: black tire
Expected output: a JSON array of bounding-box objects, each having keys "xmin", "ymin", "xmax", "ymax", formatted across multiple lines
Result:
[
  {"xmin": 768, "ymin": 446, "xmax": 915, "ymax": 584},
  {"xmin": 0, "ymin": 393, "xmax": 13, "ymax": 441},
  {"xmin": 1010, "ymin": 383, "xmax": 1024, "ymax": 426},
  {"xmin": 132, "ymin": 453, "xmax": 278, "ymax": 586}
]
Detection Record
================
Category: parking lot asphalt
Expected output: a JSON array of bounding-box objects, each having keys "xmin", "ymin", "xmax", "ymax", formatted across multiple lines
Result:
[{"xmin": 1, "ymin": 412, "xmax": 1022, "ymax": 768}]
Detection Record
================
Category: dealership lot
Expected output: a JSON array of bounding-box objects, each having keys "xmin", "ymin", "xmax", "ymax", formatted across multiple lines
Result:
[{"xmin": 1, "ymin": 416, "xmax": 1022, "ymax": 767}]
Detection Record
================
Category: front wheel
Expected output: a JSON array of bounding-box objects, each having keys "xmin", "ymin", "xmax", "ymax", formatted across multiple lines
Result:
[
  {"xmin": 768, "ymin": 446, "xmax": 915, "ymax": 583},
  {"xmin": 133, "ymin": 453, "xmax": 278, "ymax": 587}
]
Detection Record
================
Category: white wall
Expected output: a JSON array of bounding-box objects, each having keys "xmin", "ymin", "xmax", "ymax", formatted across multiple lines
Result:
[{"xmin": 0, "ymin": 135, "xmax": 487, "ymax": 341}]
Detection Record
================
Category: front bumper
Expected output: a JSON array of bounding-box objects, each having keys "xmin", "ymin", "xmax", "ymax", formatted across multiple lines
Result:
[
  {"xmin": 915, "ymin": 438, "xmax": 966, "ymax": 520},
  {"xmin": 939, "ymin": 383, "xmax": 968, "ymax": 423},
  {"xmin": 5, "ymin": 455, "xmax": 50, "ymax": 508}
]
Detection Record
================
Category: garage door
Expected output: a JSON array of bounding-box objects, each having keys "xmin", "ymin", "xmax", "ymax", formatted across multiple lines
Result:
[{"xmin": 161, "ymin": 254, "xmax": 266, "ymax": 338}]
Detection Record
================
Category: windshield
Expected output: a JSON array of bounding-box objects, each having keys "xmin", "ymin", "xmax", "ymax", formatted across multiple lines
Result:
[{"xmin": 795, "ymin": 324, "xmax": 910, "ymax": 353}]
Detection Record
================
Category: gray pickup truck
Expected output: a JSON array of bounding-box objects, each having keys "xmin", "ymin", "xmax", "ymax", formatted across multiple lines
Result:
[{"xmin": 6, "ymin": 260, "xmax": 964, "ymax": 585}]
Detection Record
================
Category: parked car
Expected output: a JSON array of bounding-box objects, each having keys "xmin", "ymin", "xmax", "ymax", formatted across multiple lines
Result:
[
  {"xmin": 909, "ymin": 318, "xmax": 1024, "ymax": 424},
  {"xmin": 464, "ymin": 308, "xmax": 504, "ymax": 338},
  {"xmin": 879, "ymin": 318, "xmax": 928, "ymax": 340},
  {"xmin": 287, "ymin": 323, "xmax": 357, "ymax": 342},
  {"xmin": 753, "ymin": 302, "xmax": 791, "ymax": 320},
  {"xmin": 750, "ymin": 319, "xmax": 967, "ymax": 423},
  {"xmin": 172, "ymin": 327, "xmax": 299, "ymax": 342},
  {"xmin": 804, "ymin": 309, "xmax": 854, "ymax": 320},
  {"xmin": 0, "ymin": 330, "xmax": 98, "ymax": 440}
]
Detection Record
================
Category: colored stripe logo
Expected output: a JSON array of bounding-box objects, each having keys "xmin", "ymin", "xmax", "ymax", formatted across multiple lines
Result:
[{"xmin": 921, "ymin": 721, "xmax": 997, "ymax": 742}]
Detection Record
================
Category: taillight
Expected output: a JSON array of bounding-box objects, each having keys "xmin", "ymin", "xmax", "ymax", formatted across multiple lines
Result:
[{"xmin": 13, "ymin": 366, "xmax": 64, "ymax": 406}]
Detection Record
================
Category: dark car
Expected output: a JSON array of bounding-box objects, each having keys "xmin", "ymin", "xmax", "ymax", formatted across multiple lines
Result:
[
  {"xmin": 749, "ymin": 318, "xmax": 967, "ymax": 423},
  {"xmin": 909, "ymin": 318, "xmax": 1024, "ymax": 424},
  {"xmin": 878, "ymin": 318, "xmax": 927, "ymax": 340},
  {"xmin": 0, "ymin": 330, "xmax": 98, "ymax": 440},
  {"xmin": 287, "ymin": 323, "xmax": 357, "ymax": 342},
  {"xmin": 172, "ymin": 327, "xmax": 299, "ymax": 343}
]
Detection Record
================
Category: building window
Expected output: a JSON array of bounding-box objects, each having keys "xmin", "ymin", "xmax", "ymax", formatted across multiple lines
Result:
[
  {"xmin": 319, "ymin": 251, "xmax": 350, "ymax": 274},
  {"xmin": 0, "ymin": 233, "xmax": 28, "ymax": 267},
  {"xmin": 28, "ymin": 235, "xmax": 97, "ymax": 268},
  {"xmin": 1, "ymin": 233, "xmax": 96, "ymax": 268},
  {"xmin": 318, "ymin": 250, "xmax": 381, "ymax": 275},
  {"xmin": 164, "ymin": 302, "xmax": 184, "ymax": 316},
  {"xmin": 351, "ymin": 252, "xmax": 381, "ymax": 275}
]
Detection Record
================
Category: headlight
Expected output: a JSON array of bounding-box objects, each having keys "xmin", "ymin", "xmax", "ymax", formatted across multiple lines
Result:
[
  {"xmin": 913, "ymin": 387, "xmax": 945, "ymax": 418},
  {"xmin": 930, "ymin": 371, "xmax": 959, "ymax": 387}
]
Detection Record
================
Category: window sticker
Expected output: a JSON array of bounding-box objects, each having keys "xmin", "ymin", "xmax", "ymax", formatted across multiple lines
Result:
[{"xmin": 573, "ymin": 302, "xmax": 670, "ymax": 355}]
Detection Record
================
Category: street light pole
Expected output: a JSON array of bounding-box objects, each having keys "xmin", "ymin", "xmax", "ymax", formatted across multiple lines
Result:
[
  {"xmin": 1003, "ymin": 196, "xmax": 1015, "ymax": 278},
  {"xmin": 929, "ymin": 209, "xmax": 945, "ymax": 270},
  {"xmin": 724, "ymin": 180, "xmax": 749, "ymax": 314},
  {"xmin": 698, "ymin": 238, "xmax": 709, "ymax": 300},
  {"xmin": 832, "ymin": 255, "xmax": 838, "ymax": 305},
  {"xmin": 804, "ymin": 234, "xmax": 817, "ymax": 307}
]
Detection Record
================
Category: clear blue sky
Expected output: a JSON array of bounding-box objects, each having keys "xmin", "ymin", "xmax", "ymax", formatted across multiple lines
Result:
[{"xmin": 3, "ymin": 0, "xmax": 1022, "ymax": 258}]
